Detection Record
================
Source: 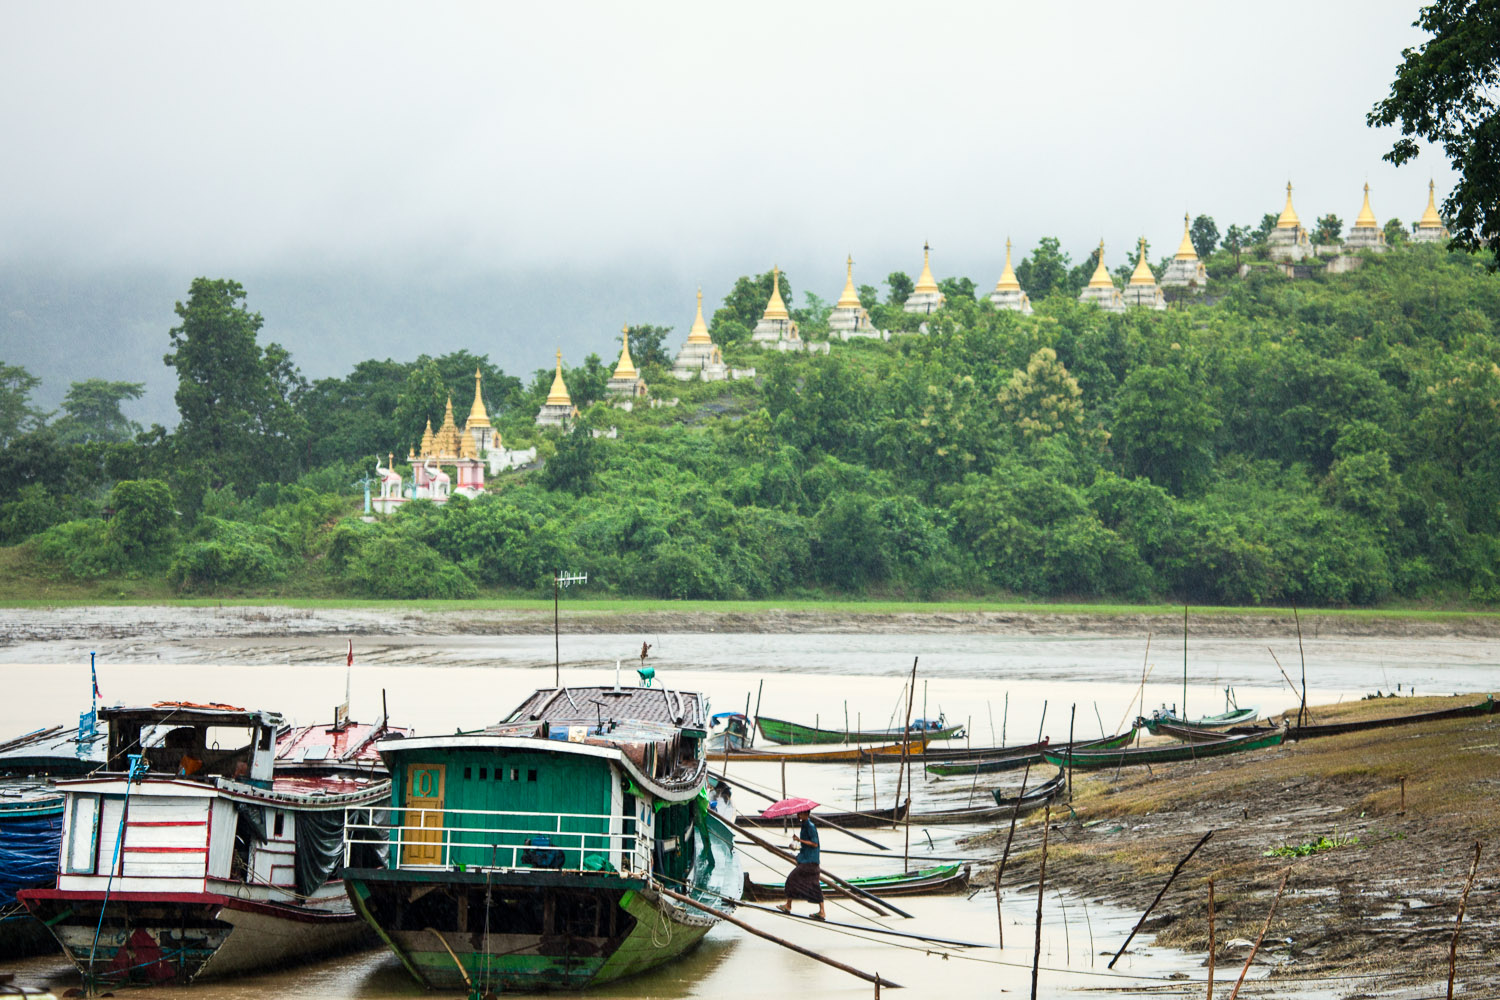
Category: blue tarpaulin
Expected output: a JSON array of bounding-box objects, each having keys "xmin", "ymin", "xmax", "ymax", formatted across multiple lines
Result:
[{"xmin": 0, "ymin": 807, "xmax": 64, "ymax": 907}]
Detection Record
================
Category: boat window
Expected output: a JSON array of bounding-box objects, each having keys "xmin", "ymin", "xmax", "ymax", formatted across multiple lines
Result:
[
  {"xmin": 463, "ymin": 766, "xmax": 472, "ymax": 779},
  {"xmin": 258, "ymin": 725, "xmax": 273, "ymax": 751},
  {"xmin": 479, "ymin": 767, "xmax": 488, "ymax": 780},
  {"xmin": 527, "ymin": 769, "xmax": 537, "ymax": 782},
  {"xmin": 510, "ymin": 768, "xmax": 519, "ymax": 781},
  {"xmin": 273, "ymin": 811, "xmax": 285, "ymax": 838},
  {"xmin": 492, "ymin": 769, "xmax": 501, "ymax": 781}
]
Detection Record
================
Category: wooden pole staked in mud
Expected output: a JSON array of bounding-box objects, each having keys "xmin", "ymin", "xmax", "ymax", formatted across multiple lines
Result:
[
  {"xmin": 901, "ymin": 659, "xmax": 918, "ymax": 871},
  {"xmin": 752, "ymin": 679, "xmax": 764, "ymax": 747},
  {"xmin": 892, "ymin": 658, "xmax": 917, "ymax": 831},
  {"xmin": 1448, "ymin": 841, "xmax": 1483, "ymax": 1000},
  {"xmin": 1293, "ymin": 601, "xmax": 1308, "ymax": 727},
  {"xmin": 1182, "ymin": 605, "xmax": 1189, "ymax": 721},
  {"xmin": 1030, "ymin": 803, "xmax": 1051, "ymax": 1000},
  {"xmin": 1109, "ymin": 829, "xmax": 1215, "ymax": 969},
  {"xmin": 1066, "ymin": 704, "xmax": 1076, "ymax": 804},
  {"xmin": 1207, "ymin": 877, "xmax": 1216, "ymax": 1000},
  {"xmin": 994, "ymin": 762, "xmax": 1034, "ymax": 950},
  {"xmin": 1228, "ymin": 867, "xmax": 1290, "ymax": 1000},
  {"xmin": 656, "ymin": 885, "xmax": 901, "ymax": 991}
]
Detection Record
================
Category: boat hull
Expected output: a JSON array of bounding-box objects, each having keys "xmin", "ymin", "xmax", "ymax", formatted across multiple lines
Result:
[
  {"xmin": 926, "ymin": 730, "xmax": 1137, "ymax": 777},
  {"xmin": 1043, "ymin": 730, "xmax": 1285, "ymax": 769},
  {"xmin": 754, "ymin": 716, "xmax": 963, "ymax": 746},
  {"xmin": 345, "ymin": 869, "xmax": 715, "ymax": 992},
  {"xmin": 742, "ymin": 864, "xmax": 969, "ymax": 902},
  {"xmin": 19, "ymin": 889, "xmax": 373, "ymax": 983}
]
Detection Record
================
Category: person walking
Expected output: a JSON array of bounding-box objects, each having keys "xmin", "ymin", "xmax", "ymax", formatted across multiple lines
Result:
[{"xmin": 777, "ymin": 807, "xmax": 825, "ymax": 920}]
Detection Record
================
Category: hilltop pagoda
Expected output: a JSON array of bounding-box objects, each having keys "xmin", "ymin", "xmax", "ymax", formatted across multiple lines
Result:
[
  {"xmin": 535, "ymin": 350, "xmax": 580, "ymax": 428},
  {"xmin": 829, "ymin": 256, "xmax": 882, "ymax": 339},
  {"xmin": 463, "ymin": 368, "xmax": 495, "ymax": 455},
  {"xmin": 606, "ymin": 326, "xmax": 648, "ymax": 399},
  {"xmin": 1160, "ymin": 214, "xmax": 1208, "ymax": 291},
  {"xmin": 750, "ymin": 267, "xmax": 807, "ymax": 350},
  {"xmin": 1120, "ymin": 237, "xmax": 1167, "ymax": 310},
  {"xmin": 988, "ymin": 238, "xmax": 1032, "ymax": 314},
  {"xmin": 1268, "ymin": 181, "xmax": 1311, "ymax": 261},
  {"xmin": 671, "ymin": 289, "xmax": 731, "ymax": 380},
  {"xmin": 1344, "ymin": 184, "xmax": 1387, "ymax": 252},
  {"xmin": 1077, "ymin": 240, "xmax": 1123, "ymax": 312},
  {"xmin": 1412, "ymin": 180, "xmax": 1449, "ymax": 243},
  {"xmin": 903, "ymin": 242, "xmax": 945, "ymax": 314}
]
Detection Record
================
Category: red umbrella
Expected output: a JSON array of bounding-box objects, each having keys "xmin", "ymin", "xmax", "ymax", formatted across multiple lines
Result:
[{"xmin": 760, "ymin": 796, "xmax": 819, "ymax": 819}]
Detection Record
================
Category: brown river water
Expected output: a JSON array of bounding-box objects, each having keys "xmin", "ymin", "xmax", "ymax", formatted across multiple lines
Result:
[{"xmin": 4, "ymin": 617, "xmax": 1494, "ymax": 998}]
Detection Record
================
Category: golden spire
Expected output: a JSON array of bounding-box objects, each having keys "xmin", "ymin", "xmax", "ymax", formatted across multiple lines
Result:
[
  {"xmin": 458, "ymin": 423, "xmax": 477, "ymax": 459},
  {"xmin": 994, "ymin": 238, "xmax": 1021, "ymax": 291},
  {"xmin": 1087, "ymin": 240, "xmax": 1114, "ymax": 289},
  {"xmin": 466, "ymin": 367, "xmax": 490, "ymax": 428},
  {"xmin": 762, "ymin": 266, "xmax": 790, "ymax": 320},
  {"xmin": 914, "ymin": 241, "xmax": 940, "ymax": 294},
  {"xmin": 1175, "ymin": 213, "xmax": 1198, "ymax": 260},
  {"xmin": 1353, "ymin": 183, "xmax": 1378, "ymax": 230},
  {"xmin": 687, "ymin": 287, "xmax": 712, "ymax": 344},
  {"xmin": 434, "ymin": 396, "xmax": 460, "ymax": 456},
  {"xmin": 419, "ymin": 419, "xmax": 435, "ymax": 458},
  {"xmin": 612, "ymin": 325, "xmax": 638, "ymax": 379},
  {"xmin": 836, "ymin": 255, "xmax": 861, "ymax": 308},
  {"xmin": 1129, "ymin": 237, "xmax": 1157, "ymax": 286},
  {"xmin": 545, "ymin": 350, "xmax": 572, "ymax": 406},
  {"xmin": 1276, "ymin": 181, "xmax": 1301, "ymax": 229},
  {"xmin": 1419, "ymin": 179, "xmax": 1443, "ymax": 227}
]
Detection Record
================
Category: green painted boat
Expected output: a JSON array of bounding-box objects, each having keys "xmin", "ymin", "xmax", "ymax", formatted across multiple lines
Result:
[
  {"xmin": 741, "ymin": 863, "xmax": 968, "ymax": 901},
  {"xmin": 755, "ymin": 714, "xmax": 964, "ymax": 746},
  {"xmin": 925, "ymin": 728, "xmax": 1138, "ymax": 777},
  {"xmin": 1141, "ymin": 706, "xmax": 1261, "ymax": 732},
  {"xmin": 344, "ymin": 684, "xmax": 738, "ymax": 996},
  {"xmin": 1042, "ymin": 728, "xmax": 1285, "ymax": 769}
]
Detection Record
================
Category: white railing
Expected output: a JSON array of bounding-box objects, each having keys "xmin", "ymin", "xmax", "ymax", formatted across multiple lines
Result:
[{"xmin": 344, "ymin": 805, "xmax": 639, "ymax": 875}]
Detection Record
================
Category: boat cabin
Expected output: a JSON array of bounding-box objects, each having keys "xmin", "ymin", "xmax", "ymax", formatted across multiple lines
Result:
[
  {"xmin": 352, "ymin": 685, "xmax": 711, "ymax": 882},
  {"xmin": 101, "ymin": 703, "xmax": 280, "ymax": 786}
]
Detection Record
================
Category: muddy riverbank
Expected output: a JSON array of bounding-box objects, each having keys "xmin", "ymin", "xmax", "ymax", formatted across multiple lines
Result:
[
  {"xmin": 967, "ymin": 694, "xmax": 1500, "ymax": 997},
  {"xmin": 1, "ymin": 603, "xmax": 1497, "ymax": 648}
]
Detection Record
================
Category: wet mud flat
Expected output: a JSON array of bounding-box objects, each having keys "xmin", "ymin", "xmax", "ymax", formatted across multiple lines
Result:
[
  {"xmin": 966, "ymin": 694, "xmax": 1500, "ymax": 998},
  {"xmin": 1, "ymin": 603, "xmax": 1497, "ymax": 649}
]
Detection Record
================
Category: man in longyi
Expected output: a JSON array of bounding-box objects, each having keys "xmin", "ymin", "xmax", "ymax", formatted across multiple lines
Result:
[{"xmin": 778, "ymin": 807, "xmax": 826, "ymax": 920}]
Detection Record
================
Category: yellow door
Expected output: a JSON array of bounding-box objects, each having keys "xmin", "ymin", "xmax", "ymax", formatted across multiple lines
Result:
[{"xmin": 403, "ymin": 763, "xmax": 445, "ymax": 866}]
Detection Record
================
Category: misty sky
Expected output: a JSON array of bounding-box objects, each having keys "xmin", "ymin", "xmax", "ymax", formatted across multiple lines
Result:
[{"xmin": 0, "ymin": 1, "xmax": 1457, "ymax": 423}]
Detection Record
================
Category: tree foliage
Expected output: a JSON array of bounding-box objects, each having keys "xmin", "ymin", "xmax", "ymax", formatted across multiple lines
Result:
[{"xmin": 1369, "ymin": 0, "xmax": 1500, "ymax": 261}]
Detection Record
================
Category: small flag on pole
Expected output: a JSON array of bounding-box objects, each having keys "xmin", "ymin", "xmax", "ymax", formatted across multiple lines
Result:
[
  {"xmin": 347, "ymin": 639, "xmax": 354, "ymax": 667},
  {"xmin": 91, "ymin": 651, "xmax": 100, "ymax": 699}
]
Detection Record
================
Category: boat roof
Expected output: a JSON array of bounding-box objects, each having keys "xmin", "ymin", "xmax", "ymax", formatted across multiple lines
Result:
[
  {"xmin": 504, "ymin": 685, "xmax": 707, "ymax": 732},
  {"xmin": 276, "ymin": 718, "xmax": 408, "ymax": 767},
  {"xmin": 100, "ymin": 702, "xmax": 283, "ymax": 729}
]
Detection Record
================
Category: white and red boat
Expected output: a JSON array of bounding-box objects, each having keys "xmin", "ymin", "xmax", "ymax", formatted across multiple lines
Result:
[{"xmin": 19, "ymin": 702, "xmax": 390, "ymax": 985}]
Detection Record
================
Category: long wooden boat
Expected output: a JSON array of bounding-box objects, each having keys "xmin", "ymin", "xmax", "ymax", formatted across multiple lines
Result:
[
  {"xmin": 719, "ymin": 740, "xmax": 931, "ymax": 763},
  {"xmin": 1141, "ymin": 721, "xmax": 1246, "ymax": 745},
  {"xmin": 925, "ymin": 729, "xmax": 1137, "ymax": 777},
  {"xmin": 343, "ymin": 684, "xmax": 740, "ymax": 993},
  {"xmin": 988, "ymin": 770, "xmax": 1066, "ymax": 811},
  {"xmin": 1043, "ymin": 729, "xmax": 1285, "ymax": 770},
  {"xmin": 1142, "ymin": 706, "xmax": 1261, "ymax": 731},
  {"xmin": 741, "ymin": 863, "xmax": 969, "ymax": 902},
  {"xmin": 20, "ymin": 703, "xmax": 389, "ymax": 985},
  {"xmin": 755, "ymin": 715, "xmax": 964, "ymax": 746},
  {"xmin": 1273, "ymin": 695, "xmax": 1497, "ymax": 741}
]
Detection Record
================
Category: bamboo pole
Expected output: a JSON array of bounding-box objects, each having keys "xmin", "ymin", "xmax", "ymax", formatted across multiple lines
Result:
[
  {"xmin": 733, "ymin": 821, "xmax": 911, "ymax": 919},
  {"xmin": 896, "ymin": 657, "xmax": 918, "ymax": 868},
  {"xmin": 1447, "ymin": 841, "xmax": 1483, "ymax": 1000},
  {"xmin": 656, "ymin": 885, "xmax": 901, "ymax": 990},
  {"xmin": 1030, "ymin": 803, "xmax": 1051, "ymax": 1000},
  {"xmin": 1183, "ymin": 605, "xmax": 1189, "ymax": 721},
  {"xmin": 1066, "ymin": 704, "xmax": 1076, "ymax": 804},
  {"xmin": 1292, "ymin": 602, "xmax": 1307, "ymax": 727},
  {"xmin": 1207, "ymin": 878, "xmax": 1216, "ymax": 1000},
  {"xmin": 1228, "ymin": 868, "xmax": 1290, "ymax": 1000},
  {"xmin": 1109, "ymin": 829, "xmax": 1215, "ymax": 969},
  {"xmin": 993, "ymin": 762, "xmax": 1034, "ymax": 949}
]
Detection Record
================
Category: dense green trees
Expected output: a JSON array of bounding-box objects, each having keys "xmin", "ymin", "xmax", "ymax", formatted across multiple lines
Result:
[
  {"xmin": 2, "ymin": 246, "xmax": 1498, "ymax": 606},
  {"xmin": 1369, "ymin": 0, "xmax": 1500, "ymax": 261}
]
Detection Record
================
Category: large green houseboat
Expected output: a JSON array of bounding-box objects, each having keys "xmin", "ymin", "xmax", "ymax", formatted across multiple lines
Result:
[{"xmin": 342, "ymin": 684, "xmax": 735, "ymax": 994}]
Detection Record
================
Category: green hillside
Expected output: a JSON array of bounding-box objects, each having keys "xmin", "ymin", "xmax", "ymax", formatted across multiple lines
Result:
[{"xmin": 2, "ymin": 243, "xmax": 1498, "ymax": 606}]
